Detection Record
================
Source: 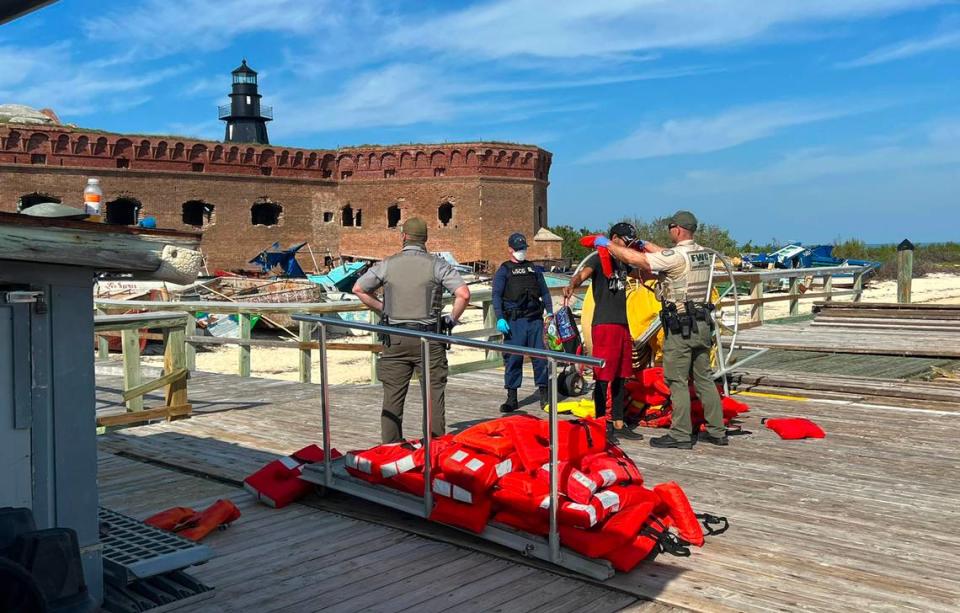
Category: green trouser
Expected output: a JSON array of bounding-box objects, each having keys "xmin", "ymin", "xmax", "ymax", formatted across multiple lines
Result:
[
  {"xmin": 377, "ymin": 334, "xmax": 448, "ymax": 444},
  {"xmin": 663, "ymin": 323, "xmax": 726, "ymax": 442}
]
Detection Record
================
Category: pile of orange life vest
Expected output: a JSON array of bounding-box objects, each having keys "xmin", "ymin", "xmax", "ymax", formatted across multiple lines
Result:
[
  {"xmin": 340, "ymin": 414, "xmax": 727, "ymax": 573},
  {"xmin": 624, "ymin": 366, "xmax": 750, "ymax": 432}
]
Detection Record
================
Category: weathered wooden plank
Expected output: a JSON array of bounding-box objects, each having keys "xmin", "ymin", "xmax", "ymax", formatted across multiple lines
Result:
[
  {"xmin": 121, "ymin": 368, "xmax": 186, "ymax": 402},
  {"xmin": 238, "ymin": 313, "xmax": 252, "ymax": 378},
  {"xmin": 96, "ymin": 403, "xmax": 191, "ymax": 427},
  {"xmin": 121, "ymin": 328, "xmax": 143, "ymax": 411}
]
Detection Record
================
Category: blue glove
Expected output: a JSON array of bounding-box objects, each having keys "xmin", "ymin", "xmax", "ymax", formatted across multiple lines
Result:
[
  {"xmin": 635, "ymin": 239, "xmax": 646, "ymax": 250},
  {"xmin": 496, "ymin": 318, "xmax": 510, "ymax": 334},
  {"xmin": 593, "ymin": 236, "xmax": 610, "ymax": 248}
]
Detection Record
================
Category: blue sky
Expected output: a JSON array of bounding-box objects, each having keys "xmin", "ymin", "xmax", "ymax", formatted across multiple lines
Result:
[{"xmin": 2, "ymin": 0, "xmax": 958, "ymax": 243}]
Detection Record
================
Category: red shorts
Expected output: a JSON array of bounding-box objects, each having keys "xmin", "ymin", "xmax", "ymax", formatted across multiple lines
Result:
[{"xmin": 591, "ymin": 323, "xmax": 633, "ymax": 382}]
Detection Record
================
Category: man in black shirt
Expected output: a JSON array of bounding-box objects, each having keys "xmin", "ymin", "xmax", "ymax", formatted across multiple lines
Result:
[{"xmin": 564, "ymin": 222, "xmax": 644, "ymax": 443}]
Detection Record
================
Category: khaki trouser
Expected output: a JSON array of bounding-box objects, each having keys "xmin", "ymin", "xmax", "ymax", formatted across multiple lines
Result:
[
  {"xmin": 663, "ymin": 323, "xmax": 726, "ymax": 441},
  {"xmin": 377, "ymin": 334, "xmax": 448, "ymax": 444}
]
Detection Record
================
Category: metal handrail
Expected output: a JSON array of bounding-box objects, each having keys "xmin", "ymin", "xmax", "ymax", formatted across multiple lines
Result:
[
  {"xmin": 292, "ymin": 315, "xmax": 604, "ymax": 367},
  {"xmin": 293, "ymin": 313, "xmax": 605, "ymax": 571}
]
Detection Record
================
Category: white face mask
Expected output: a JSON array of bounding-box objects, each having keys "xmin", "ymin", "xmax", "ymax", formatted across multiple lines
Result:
[{"xmin": 512, "ymin": 250, "xmax": 527, "ymax": 262}]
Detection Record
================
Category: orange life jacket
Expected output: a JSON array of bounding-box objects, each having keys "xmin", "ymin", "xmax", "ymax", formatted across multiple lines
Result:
[
  {"xmin": 144, "ymin": 507, "xmax": 198, "ymax": 532},
  {"xmin": 491, "ymin": 472, "xmax": 550, "ymax": 516},
  {"xmin": 567, "ymin": 447, "xmax": 644, "ymax": 504},
  {"xmin": 438, "ymin": 445, "xmax": 519, "ymax": 497},
  {"xmin": 177, "ymin": 499, "xmax": 242, "ymax": 542},
  {"xmin": 429, "ymin": 496, "xmax": 493, "ymax": 534},
  {"xmin": 625, "ymin": 367, "xmax": 672, "ymax": 406},
  {"xmin": 344, "ymin": 441, "xmax": 423, "ymax": 483},
  {"xmin": 653, "ymin": 481, "xmax": 703, "ymax": 547},
  {"xmin": 559, "ymin": 501, "xmax": 656, "ymax": 558},
  {"xmin": 454, "ymin": 415, "xmax": 539, "ymax": 458}
]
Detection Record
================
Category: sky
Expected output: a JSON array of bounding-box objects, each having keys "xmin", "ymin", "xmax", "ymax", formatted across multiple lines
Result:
[{"xmin": 2, "ymin": 0, "xmax": 958, "ymax": 244}]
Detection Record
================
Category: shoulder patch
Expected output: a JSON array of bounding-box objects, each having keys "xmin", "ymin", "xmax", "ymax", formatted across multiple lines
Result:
[{"xmin": 661, "ymin": 249, "xmax": 675, "ymax": 256}]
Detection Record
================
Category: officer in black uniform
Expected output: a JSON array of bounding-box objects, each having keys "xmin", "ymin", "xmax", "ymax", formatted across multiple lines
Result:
[
  {"xmin": 353, "ymin": 218, "xmax": 471, "ymax": 443},
  {"xmin": 492, "ymin": 232, "xmax": 553, "ymax": 412}
]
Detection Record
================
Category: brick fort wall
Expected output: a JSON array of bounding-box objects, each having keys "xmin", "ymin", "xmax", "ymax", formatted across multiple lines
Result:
[{"xmin": 0, "ymin": 126, "xmax": 557, "ymax": 271}]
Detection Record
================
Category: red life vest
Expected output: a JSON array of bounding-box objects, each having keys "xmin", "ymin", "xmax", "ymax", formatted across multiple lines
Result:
[
  {"xmin": 491, "ymin": 472, "xmax": 550, "ymax": 516},
  {"xmin": 510, "ymin": 418, "xmax": 606, "ymax": 469},
  {"xmin": 491, "ymin": 510, "xmax": 548, "ymax": 536},
  {"xmin": 438, "ymin": 445, "xmax": 518, "ymax": 497},
  {"xmin": 429, "ymin": 496, "xmax": 493, "ymax": 534},
  {"xmin": 431, "ymin": 473, "xmax": 477, "ymax": 504},
  {"xmin": 382, "ymin": 471, "xmax": 425, "ymax": 497},
  {"xmin": 344, "ymin": 441, "xmax": 423, "ymax": 483},
  {"xmin": 653, "ymin": 481, "xmax": 703, "ymax": 547},
  {"xmin": 764, "ymin": 417, "xmax": 825, "ymax": 440},
  {"xmin": 559, "ymin": 501, "xmax": 656, "ymax": 558},
  {"xmin": 177, "ymin": 499, "xmax": 242, "ymax": 542},
  {"xmin": 557, "ymin": 489, "xmax": 622, "ymax": 529},
  {"xmin": 244, "ymin": 444, "xmax": 340, "ymax": 508},
  {"xmin": 625, "ymin": 368, "xmax": 672, "ymax": 406},
  {"xmin": 455, "ymin": 415, "xmax": 539, "ymax": 458},
  {"xmin": 567, "ymin": 447, "xmax": 644, "ymax": 504},
  {"xmin": 144, "ymin": 507, "xmax": 198, "ymax": 532},
  {"xmin": 602, "ymin": 515, "xmax": 686, "ymax": 572}
]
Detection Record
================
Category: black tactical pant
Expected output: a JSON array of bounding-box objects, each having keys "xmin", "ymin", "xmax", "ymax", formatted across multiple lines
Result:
[{"xmin": 378, "ymin": 334, "xmax": 448, "ymax": 444}]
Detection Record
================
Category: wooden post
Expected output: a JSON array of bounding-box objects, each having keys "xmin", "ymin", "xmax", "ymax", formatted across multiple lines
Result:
[
  {"xmin": 121, "ymin": 329, "xmax": 143, "ymax": 412},
  {"xmin": 184, "ymin": 312, "xmax": 197, "ymax": 371},
  {"xmin": 96, "ymin": 308, "xmax": 109, "ymax": 359},
  {"xmin": 823, "ymin": 274, "xmax": 833, "ymax": 302},
  {"xmin": 238, "ymin": 313, "xmax": 252, "ymax": 377},
  {"xmin": 369, "ymin": 311, "xmax": 380, "ymax": 384},
  {"xmin": 163, "ymin": 327, "xmax": 188, "ymax": 410},
  {"xmin": 749, "ymin": 277, "xmax": 764, "ymax": 324},
  {"xmin": 788, "ymin": 276, "xmax": 800, "ymax": 317},
  {"xmin": 853, "ymin": 270, "xmax": 865, "ymax": 303},
  {"xmin": 897, "ymin": 239, "xmax": 914, "ymax": 304},
  {"xmin": 299, "ymin": 320, "xmax": 313, "ymax": 384}
]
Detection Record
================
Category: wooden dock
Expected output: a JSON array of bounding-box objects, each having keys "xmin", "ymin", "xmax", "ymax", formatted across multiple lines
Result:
[{"xmin": 97, "ymin": 368, "xmax": 960, "ymax": 612}]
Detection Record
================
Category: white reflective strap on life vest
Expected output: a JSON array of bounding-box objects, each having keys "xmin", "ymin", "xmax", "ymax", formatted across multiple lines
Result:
[
  {"xmin": 598, "ymin": 469, "xmax": 617, "ymax": 487},
  {"xmin": 539, "ymin": 496, "xmax": 550, "ymax": 510},
  {"xmin": 345, "ymin": 453, "xmax": 373, "ymax": 474},
  {"xmin": 380, "ymin": 453, "xmax": 417, "ymax": 478},
  {"xmin": 432, "ymin": 478, "xmax": 473, "ymax": 504},
  {"xmin": 566, "ymin": 502, "xmax": 598, "ymax": 527},
  {"xmin": 278, "ymin": 456, "xmax": 302, "ymax": 471},
  {"xmin": 594, "ymin": 490, "xmax": 621, "ymax": 513},
  {"xmin": 572, "ymin": 469, "xmax": 598, "ymax": 493},
  {"xmin": 465, "ymin": 457, "xmax": 485, "ymax": 472},
  {"xmin": 495, "ymin": 458, "xmax": 513, "ymax": 477},
  {"xmin": 451, "ymin": 449, "xmax": 469, "ymax": 462}
]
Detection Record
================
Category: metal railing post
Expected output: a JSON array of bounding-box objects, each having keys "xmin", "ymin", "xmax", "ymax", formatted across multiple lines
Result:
[
  {"xmin": 421, "ymin": 338, "xmax": 433, "ymax": 516},
  {"xmin": 548, "ymin": 357, "xmax": 560, "ymax": 564},
  {"xmin": 319, "ymin": 323, "xmax": 332, "ymax": 487}
]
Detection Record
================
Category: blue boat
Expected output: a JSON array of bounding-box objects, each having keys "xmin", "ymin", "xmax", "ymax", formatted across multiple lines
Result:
[{"xmin": 307, "ymin": 261, "xmax": 369, "ymax": 293}]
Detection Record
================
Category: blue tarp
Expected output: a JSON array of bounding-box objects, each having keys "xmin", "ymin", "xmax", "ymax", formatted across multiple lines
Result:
[{"xmin": 307, "ymin": 261, "xmax": 368, "ymax": 292}]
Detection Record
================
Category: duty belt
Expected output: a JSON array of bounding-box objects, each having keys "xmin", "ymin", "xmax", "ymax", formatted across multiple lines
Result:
[{"xmin": 660, "ymin": 301, "xmax": 714, "ymax": 339}]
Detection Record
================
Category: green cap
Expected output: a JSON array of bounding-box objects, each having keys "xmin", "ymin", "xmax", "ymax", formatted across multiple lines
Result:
[
  {"xmin": 402, "ymin": 217, "xmax": 428, "ymax": 241},
  {"xmin": 668, "ymin": 210, "xmax": 698, "ymax": 232}
]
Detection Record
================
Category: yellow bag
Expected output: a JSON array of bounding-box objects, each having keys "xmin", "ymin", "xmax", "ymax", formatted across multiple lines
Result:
[{"xmin": 548, "ymin": 398, "xmax": 595, "ymax": 418}]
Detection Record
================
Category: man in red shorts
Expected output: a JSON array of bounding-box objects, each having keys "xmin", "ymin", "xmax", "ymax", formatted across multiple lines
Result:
[{"xmin": 564, "ymin": 222, "xmax": 644, "ymax": 444}]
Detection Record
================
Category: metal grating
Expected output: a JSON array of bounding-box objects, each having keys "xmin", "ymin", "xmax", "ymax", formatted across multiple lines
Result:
[{"xmin": 99, "ymin": 507, "xmax": 213, "ymax": 585}]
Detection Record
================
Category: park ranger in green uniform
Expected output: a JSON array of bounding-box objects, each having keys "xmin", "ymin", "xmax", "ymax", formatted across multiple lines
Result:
[
  {"xmin": 353, "ymin": 218, "xmax": 471, "ymax": 444},
  {"xmin": 601, "ymin": 211, "xmax": 727, "ymax": 449}
]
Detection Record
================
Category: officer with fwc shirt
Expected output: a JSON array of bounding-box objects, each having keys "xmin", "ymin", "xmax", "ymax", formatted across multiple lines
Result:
[
  {"xmin": 599, "ymin": 211, "xmax": 727, "ymax": 449},
  {"xmin": 492, "ymin": 232, "xmax": 553, "ymax": 412},
  {"xmin": 353, "ymin": 218, "xmax": 471, "ymax": 443}
]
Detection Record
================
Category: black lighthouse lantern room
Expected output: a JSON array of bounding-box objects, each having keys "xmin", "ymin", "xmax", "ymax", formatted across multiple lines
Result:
[{"xmin": 219, "ymin": 59, "xmax": 272, "ymax": 144}]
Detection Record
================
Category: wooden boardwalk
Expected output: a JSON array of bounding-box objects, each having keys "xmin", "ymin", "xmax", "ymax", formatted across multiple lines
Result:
[
  {"xmin": 97, "ymin": 369, "xmax": 960, "ymax": 612},
  {"xmin": 99, "ymin": 449, "xmax": 640, "ymax": 612}
]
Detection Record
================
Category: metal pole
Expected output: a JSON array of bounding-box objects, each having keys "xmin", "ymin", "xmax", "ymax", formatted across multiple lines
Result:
[
  {"xmin": 319, "ymin": 323, "xmax": 332, "ymax": 487},
  {"xmin": 548, "ymin": 357, "xmax": 560, "ymax": 564},
  {"xmin": 421, "ymin": 338, "xmax": 433, "ymax": 516}
]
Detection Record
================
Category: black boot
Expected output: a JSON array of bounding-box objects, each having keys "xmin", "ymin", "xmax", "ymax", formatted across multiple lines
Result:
[
  {"xmin": 649, "ymin": 434, "xmax": 693, "ymax": 449},
  {"xmin": 697, "ymin": 431, "xmax": 729, "ymax": 446},
  {"xmin": 615, "ymin": 424, "xmax": 644, "ymax": 441},
  {"xmin": 538, "ymin": 386, "xmax": 549, "ymax": 409},
  {"xmin": 500, "ymin": 388, "xmax": 519, "ymax": 413}
]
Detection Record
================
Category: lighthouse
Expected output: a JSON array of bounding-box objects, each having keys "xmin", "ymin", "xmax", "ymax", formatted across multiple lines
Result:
[{"xmin": 219, "ymin": 59, "xmax": 272, "ymax": 144}]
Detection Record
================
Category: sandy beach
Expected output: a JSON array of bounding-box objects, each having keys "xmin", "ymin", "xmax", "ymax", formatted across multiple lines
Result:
[{"xmin": 135, "ymin": 273, "xmax": 960, "ymax": 385}]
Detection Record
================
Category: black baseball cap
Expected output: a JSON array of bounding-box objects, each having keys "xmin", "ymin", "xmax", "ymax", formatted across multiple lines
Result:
[
  {"xmin": 609, "ymin": 222, "xmax": 638, "ymax": 241},
  {"xmin": 508, "ymin": 233, "xmax": 528, "ymax": 250}
]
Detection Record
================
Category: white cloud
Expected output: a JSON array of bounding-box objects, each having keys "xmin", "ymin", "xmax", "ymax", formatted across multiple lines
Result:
[
  {"xmin": 388, "ymin": 0, "xmax": 944, "ymax": 59},
  {"xmin": 663, "ymin": 118, "xmax": 960, "ymax": 194},
  {"xmin": 582, "ymin": 101, "xmax": 875, "ymax": 162},
  {"xmin": 837, "ymin": 29, "xmax": 960, "ymax": 67},
  {"xmin": 82, "ymin": 0, "xmax": 341, "ymax": 57}
]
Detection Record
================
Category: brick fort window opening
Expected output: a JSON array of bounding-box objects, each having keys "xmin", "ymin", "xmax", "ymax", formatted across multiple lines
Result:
[
  {"xmin": 105, "ymin": 197, "xmax": 142, "ymax": 226},
  {"xmin": 438, "ymin": 202, "xmax": 453, "ymax": 226},
  {"xmin": 182, "ymin": 201, "xmax": 215, "ymax": 227},
  {"xmin": 251, "ymin": 201, "xmax": 282, "ymax": 226},
  {"xmin": 341, "ymin": 204, "xmax": 362, "ymax": 227},
  {"xmin": 387, "ymin": 204, "xmax": 401, "ymax": 228},
  {"xmin": 323, "ymin": 211, "xmax": 334, "ymax": 223}
]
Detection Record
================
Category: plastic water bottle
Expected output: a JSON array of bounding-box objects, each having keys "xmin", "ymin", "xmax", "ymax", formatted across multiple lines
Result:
[{"xmin": 83, "ymin": 178, "xmax": 102, "ymax": 222}]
